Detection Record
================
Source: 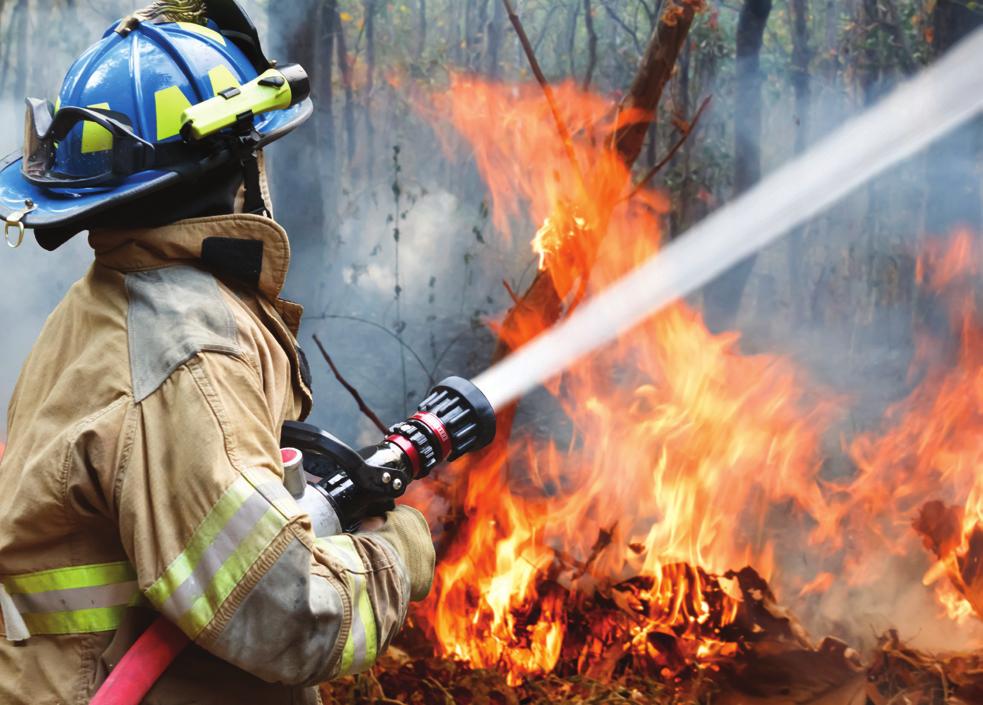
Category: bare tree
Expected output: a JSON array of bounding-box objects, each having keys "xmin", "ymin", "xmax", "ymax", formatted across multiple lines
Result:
[
  {"xmin": 703, "ymin": 0, "xmax": 772, "ymax": 332},
  {"xmin": 786, "ymin": 0, "xmax": 812, "ymax": 319},
  {"xmin": 417, "ymin": 0, "xmax": 427, "ymax": 60},
  {"xmin": 267, "ymin": 0, "xmax": 333, "ymax": 274},
  {"xmin": 582, "ymin": 0, "xmax": 598, "ymax": 90},
  {"xmin": 331, "ymin": 3, "xmax": 356, "ymax": 165},
  {"xmin": 364, "ymin": 0, "xmax": 377, "ymax": 180},
  {"xmin": 925, "ymin": 0, "xmax": 983, "ymax": 234},
  {"xmin": 486, "ymin": 0, "xmax": 506, "ymax": 77}
]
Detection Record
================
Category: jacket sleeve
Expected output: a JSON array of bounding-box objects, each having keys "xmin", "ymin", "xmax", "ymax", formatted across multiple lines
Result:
[{"xmin": 116, "ymin": 351, "xmax": 413, "ymax": 685}]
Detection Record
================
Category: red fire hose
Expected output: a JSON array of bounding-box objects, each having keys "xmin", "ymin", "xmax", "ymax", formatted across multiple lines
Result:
[{"xmin": 88, "ymin": 616, "xmax": 190, "ymax": 705}]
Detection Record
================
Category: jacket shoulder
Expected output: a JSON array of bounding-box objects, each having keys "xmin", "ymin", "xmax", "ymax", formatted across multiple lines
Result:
[{"xmin": 125, "ymin": 265, "xmax": 240, "ymax": 402}]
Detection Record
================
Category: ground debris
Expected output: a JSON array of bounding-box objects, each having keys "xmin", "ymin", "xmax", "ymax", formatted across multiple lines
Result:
[{"xmin": 320, "ymin": 569, "xmax": 983, "ymax": 705}]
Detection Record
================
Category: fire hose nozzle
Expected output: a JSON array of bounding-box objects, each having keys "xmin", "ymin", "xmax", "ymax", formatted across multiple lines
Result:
[
  {"xmin": 281, "ymin": 376, "xmax": 496, "ymax": 531},
  {"xmin": 391, "ymin": 376, "xmax": 497, "ymax": 478}
]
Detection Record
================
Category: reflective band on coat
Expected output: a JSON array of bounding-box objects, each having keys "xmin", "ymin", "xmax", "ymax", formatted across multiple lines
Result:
[
  {"xmin": 2, "ymin": 561, "xmax": 141, "ymax": 635},
  {"xmin": 318, "ymin": 535, "xmax": 379, "ymax": 676},
  {"xmin": 146, "ymin": 475, "xmax": 288, "ymax": 638}
]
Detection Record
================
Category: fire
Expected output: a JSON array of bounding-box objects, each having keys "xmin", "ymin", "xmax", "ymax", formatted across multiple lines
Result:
[
  {"xmin": 825, "ymin": 230, "xmax": 983, "ymax": 621},
  {"xmin": 409, "ymin": 77, "xmax": 833, "ymax": 681}
]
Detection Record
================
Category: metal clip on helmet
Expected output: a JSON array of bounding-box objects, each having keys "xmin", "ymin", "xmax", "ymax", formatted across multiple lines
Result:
[{"xmin": 0, "ymin": 0, "xmax": 312, "ymax": 248}]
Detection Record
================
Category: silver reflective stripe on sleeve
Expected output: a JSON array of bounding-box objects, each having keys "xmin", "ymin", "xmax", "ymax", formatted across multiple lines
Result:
[
  {"xmin": 10, "ymin": 581, "xmax": 138, "ymax": 614},
  {"xmin": 318, "ymin": 535, "xmax": 379, "ymax": 676},
  {"xmin": 145, "ymin": 475, "xmax": 289, "ymax": 637}
]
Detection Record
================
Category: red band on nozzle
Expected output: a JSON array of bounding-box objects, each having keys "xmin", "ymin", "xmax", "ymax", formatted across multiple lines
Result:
[{"xmin": 411, "ymin": 411, "xmax": 453, "ymax": 460}]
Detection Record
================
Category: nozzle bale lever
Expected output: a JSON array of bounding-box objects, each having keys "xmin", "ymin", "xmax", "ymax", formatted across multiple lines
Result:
[{"xmin": 281, "ymin": 376, "xmax": 496, "ymax": 531}]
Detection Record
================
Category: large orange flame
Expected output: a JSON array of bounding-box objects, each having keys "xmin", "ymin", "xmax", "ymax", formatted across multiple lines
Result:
[{"xmin": 408, "ymin": 77, "xmax": 834, "ymax": 681}]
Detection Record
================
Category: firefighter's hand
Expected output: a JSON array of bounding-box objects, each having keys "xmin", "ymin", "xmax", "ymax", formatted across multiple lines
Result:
[{"xmin": 359, "ymin": 505, "xmax": 435, "ymax": 601}]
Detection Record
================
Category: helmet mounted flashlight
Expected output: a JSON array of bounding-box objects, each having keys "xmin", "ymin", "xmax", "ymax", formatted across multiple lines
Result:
[{"xmin": 179, "ymin": 64, "xmax": 311, "ymax": 142}]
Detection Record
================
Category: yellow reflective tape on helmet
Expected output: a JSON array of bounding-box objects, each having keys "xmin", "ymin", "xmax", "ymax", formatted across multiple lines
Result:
[
  {"xmin": 208, "ymin": 65, "xmax": 240, "ymax": 97},
  {"xmin": 21, "ymin": 605, "xmax": 130, "ymax": 635},
  {"xmin": 176, "ymin": 22, "xmax": 226, "ymax": 45},
  {"xmin": 81, "ymin": 102, "xmax": 113, "ymax": 154},
  {"xmin": 3, "ymin": 561, "xmax": 135, "ymax": 594},
  {"xmin": 155, "ymin": 85, "xmax": 194, "ymax": 141}
]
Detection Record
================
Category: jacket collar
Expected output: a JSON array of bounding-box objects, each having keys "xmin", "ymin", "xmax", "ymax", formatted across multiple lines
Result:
[{"xmin": 89, "ymin": 214, "xmax": 291, "ymax": 300}]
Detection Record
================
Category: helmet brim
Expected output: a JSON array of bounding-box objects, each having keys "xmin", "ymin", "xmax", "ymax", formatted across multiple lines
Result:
[{"xmin": 0, "ymin": 98, "xmax": 312, "ymax": 232}]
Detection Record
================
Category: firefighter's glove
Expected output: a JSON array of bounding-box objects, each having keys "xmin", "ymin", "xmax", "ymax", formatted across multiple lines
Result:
[{"xmin": 363, "ymin": 505, "xmax": 435, "ymax": 601}]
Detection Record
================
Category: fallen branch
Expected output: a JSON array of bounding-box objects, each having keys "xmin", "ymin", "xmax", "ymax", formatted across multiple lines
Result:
[
  {"xmin": 623, "ymin": 94, "xmax": 712, "ymax": 202},
  {"xmin": 312, "ymin": 333, "xmax": 389, "ymax": 435}
]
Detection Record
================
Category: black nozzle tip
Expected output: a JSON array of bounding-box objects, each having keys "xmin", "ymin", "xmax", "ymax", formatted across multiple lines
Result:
[{"xmin": 430, "ymin": 376, "xmax": 497, "ymax": 455}]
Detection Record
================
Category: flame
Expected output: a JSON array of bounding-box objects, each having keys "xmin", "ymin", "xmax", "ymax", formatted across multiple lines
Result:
[
  {"xmin": 824, "ymin": 230, "xmax": 983, "ymax": 621},
  {"xmin": 409, "ymin": 77, "xmax": 833, "ymax": 681}
]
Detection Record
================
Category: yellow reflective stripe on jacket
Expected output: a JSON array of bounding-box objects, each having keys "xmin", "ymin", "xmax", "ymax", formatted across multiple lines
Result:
[
  {"xmin": 146, "ymin": 475, "xmax": 289, "ymax": 637},
  {"xmin": 4, "ymin": 561, "xmax": 135, "ymax": 593},
  {"xmin": 2, "ymin": 561, "xmax": 142, "ymax": 635},
  {"xmin": 318, "ymin": 535, "xmax": 379, "ymax": 675}
]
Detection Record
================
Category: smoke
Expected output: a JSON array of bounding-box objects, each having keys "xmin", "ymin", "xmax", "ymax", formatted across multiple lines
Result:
[{"xmin": 0, "ymin": 98, "xmax": 90, "ymax": 434}]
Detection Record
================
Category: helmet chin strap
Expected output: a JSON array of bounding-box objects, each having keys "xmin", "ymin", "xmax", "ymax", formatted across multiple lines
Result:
[{"xmin": 238, "ymin": 151, "xmax": 272, "ymax": 218}]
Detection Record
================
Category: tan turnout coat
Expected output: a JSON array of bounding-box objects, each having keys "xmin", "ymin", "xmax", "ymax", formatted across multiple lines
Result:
[{"xmin": 0, "ymin": 214, "xmax": 412, "ymax": 704}]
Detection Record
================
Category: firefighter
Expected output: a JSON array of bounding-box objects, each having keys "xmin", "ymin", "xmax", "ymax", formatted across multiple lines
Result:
[{"xmin": 0, "ymin": 2, "xmax": 435, "ymax": 703}]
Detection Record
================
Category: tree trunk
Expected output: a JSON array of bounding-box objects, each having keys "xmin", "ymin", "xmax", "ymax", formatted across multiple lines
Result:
[
  {"xmin": 364, "ymin": 0, "xmax": 377, "ymax": 180},
  {"xmin": 417, "ymin": 0, "xmax": 427, "ymax": 60},
  {"xmin": 566, "ymin": 1, "xmax": 581, "ymax": 77},
  {"xmin": 487, "ymin": 0, "xmax": 505, "ymax": 77},
  {"xmin": 786, "ymin": 0, "xmax": 811, "ymax": 321},
  {"xmin": 490, "ymin": 0, "xmax": 699, "ymax": 380},
  {"xmin": 608, "ymin": 1, "xmax": 697, "ymax": 164},
  {"xmin": 7, "ymin": 0, "xmax": 29, "ymax": 103},
  {"xmin": 267, "ymin": 0, "xmax": 332, "ymax": 298},
  {"xmin": 582, "ymin": 0, "xmax": 598, "ymax": 90},
  {"xmin": 924, "ymin": 0, "xmax": 983, "ymax": 235},
  {"xmin": 331, "ymin": 4, "xmax": 356, "ymax": 165},
  {"xmin": 702, "ymin": 0, "xmax": 771, "ymax": 332},
  {"xmin": 672, "ymin": 39, "xmax": 691, "ymax": 236}
]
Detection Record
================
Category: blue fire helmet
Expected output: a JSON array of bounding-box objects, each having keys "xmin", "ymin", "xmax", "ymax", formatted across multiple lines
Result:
[{"xmin": 0, "ymin": 1, "xmax": 312, "ymax": 241}]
